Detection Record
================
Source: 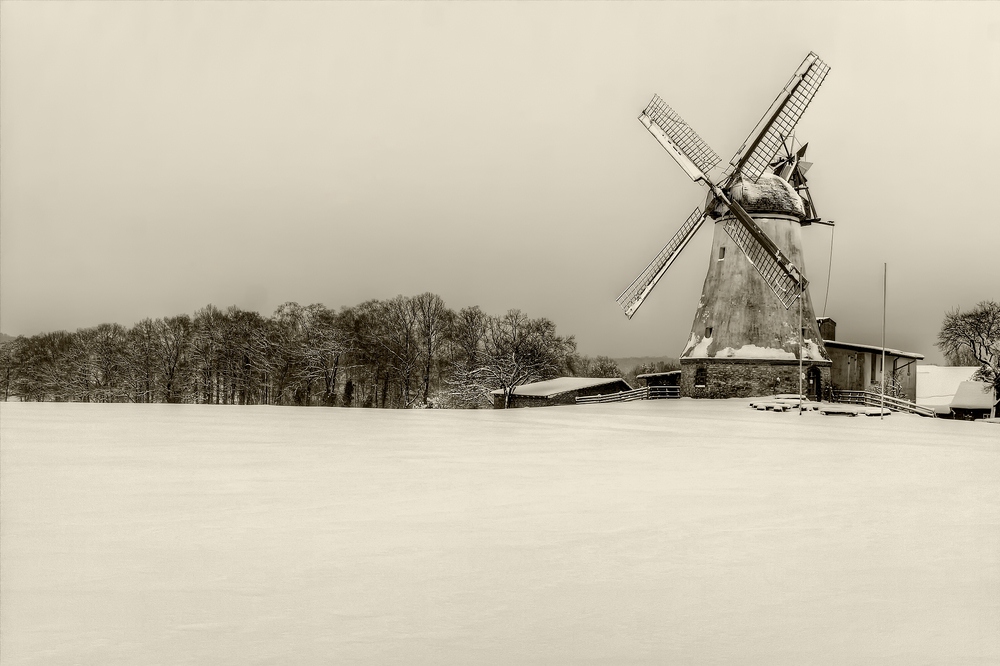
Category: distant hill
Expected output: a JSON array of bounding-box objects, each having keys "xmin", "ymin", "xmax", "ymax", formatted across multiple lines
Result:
[
  {"xmin": 0, "ymin": 333, "xmax": 13, "ymax": 344},
  {"xmin": 612, "ymin": 356, "xmax": 681, "ymax": 373}
]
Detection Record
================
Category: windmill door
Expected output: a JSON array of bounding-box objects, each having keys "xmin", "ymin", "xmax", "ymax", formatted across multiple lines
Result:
[{"xmin": 807, "ymin": 366, "xmax": 822, "ymax": 402}]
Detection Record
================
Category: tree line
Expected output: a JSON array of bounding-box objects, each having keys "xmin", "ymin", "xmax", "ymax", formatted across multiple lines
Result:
[{"xmin": 0, "ymin": 294, "xmax": 627, "ymax": 408}]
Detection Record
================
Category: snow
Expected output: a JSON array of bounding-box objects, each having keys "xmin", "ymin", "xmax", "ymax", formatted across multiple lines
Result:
[
  {"xmin": 951, "ymin": 381, "xmax": 996, "ymax": 410},
  {"xmin": 681, "ymin": 331, "xmax": 698, "ymax": 356},
  {"xmin": 490, "ymin": 377, "xmax": 629, "ymax": 398},
  {"xmin": 824, "ymin": 340, "xmax": 924, "ymax": 360},
  {"xmin": 2, "ymin": 401, "xmax": 999, "ymax": 665},
  {"xmin": 716, "ymin": 343, "xmax": 796, "ymax": 360},
  {"xmin": 687, "ymin": 339, "xmax": 824, "ymax": 361},
  {"xmin": 918, "ymin": 366, "xmax": 980, "ymax": 412},
  {"xmin": 687, "ymin": 334, "xmax": 713, "ymax": 357}
]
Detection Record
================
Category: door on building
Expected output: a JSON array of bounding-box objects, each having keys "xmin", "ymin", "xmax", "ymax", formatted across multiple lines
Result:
[{"xmin": 807, "ymin": 366, "xmax": 823, "ymax": 401}]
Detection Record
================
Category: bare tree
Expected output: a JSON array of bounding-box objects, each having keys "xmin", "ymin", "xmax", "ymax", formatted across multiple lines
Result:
[
  {"xmin": 459, "ymin": 309, "xmax": 577, "ymax": 408},
  {"xmin": 156, "ymin": 315, "xmax": 193, "ymax": 404},
  {"xmin": 937, "ymin": 300, "xmax": 1000, "ymax": 416},
  {"xmin": 413, "ymin": 292, "xmax": 452, "ymax": 406}
]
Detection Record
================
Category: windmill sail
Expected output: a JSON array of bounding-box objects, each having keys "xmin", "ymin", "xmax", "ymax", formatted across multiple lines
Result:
[
  {"xmin": 722, "ymin": 214, "xmax": 806, "ymax": 310},
  {"xmin": 639, "ymin": 96, "xmax": 721, "ymax": 182},
  {"xmin": 728, "ymin": 53, "xmax": 830, "ymax": 183},
  {"xmin": 617, "ymin": 207, "xmax": 707, "ymax": 318}
]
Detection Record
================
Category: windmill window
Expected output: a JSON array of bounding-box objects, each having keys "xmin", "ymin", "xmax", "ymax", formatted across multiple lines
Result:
[
  {"xmin": 694, "ymin": 367, "xmax": 708, "ymax": 388},
  {"xmin": 705, "ymin": 327, "xmax": 713, "ymax": 338},
  {"xmin": 718, "ymin": 247, "xmax": 726, "ymax": 261}
]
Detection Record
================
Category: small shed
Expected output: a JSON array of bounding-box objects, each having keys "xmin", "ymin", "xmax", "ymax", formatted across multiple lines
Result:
[
  {"xmin": 950, "ymin": 381, "xmax": 997, "ymax": 421},
  {"xmin": 492, "ymin": 377, "xmax": 633, "ymax": 409},
  {"xmin": 635, "ymin": 370, "xmax": 681, "ymax": 387}
]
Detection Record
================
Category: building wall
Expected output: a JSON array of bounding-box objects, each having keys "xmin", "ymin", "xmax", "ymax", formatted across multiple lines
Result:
[
  {"xmin": 681, "ymin": 215, "xmax": 830, "ymax": 366},
  {"xmin": 826, "ymin": 348, "xmax": 918, "ymax": 402},
  {"xmin": 680, "ymin": 359, "xmax": 831, "ymax": 399}
]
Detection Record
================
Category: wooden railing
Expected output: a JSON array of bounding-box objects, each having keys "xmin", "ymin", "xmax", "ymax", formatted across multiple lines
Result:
[
  {"xmin": 576, "ymin": 387, "xmax": 649, "ymax": 404},
  {"xmin": 832, "ymin": 389, "xmax": 936, "ymax": 418},
  {"xmin": 576, "ymin": 385, "xmax": 680, "ymax": 404},
  {"xmin": 649, "ymin": 386, "xmax": 681, "ymax": 399}
]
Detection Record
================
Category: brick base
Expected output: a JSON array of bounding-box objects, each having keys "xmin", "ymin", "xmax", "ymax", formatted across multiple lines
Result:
[{"xmin": 680, "ymin": 359, "xmax": 832, "ymax": 399}]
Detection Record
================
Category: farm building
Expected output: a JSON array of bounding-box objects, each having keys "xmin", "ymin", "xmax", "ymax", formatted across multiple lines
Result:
[
  {"xmin": 949, "ymin": 381, "xmax": 997, "ymax": 421},
  {"xmin": 819, "ymin": 318, "xmax": 923, "ymax": 402},
  {"xmin": 635, "ymin": 370, "xmax": 681, "ymax": 399},
  {"xmin": 492, "ymin": 377, "xmax": 633, "ymax": 409}
]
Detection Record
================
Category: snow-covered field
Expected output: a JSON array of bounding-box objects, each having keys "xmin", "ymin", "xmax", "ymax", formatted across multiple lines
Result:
[{"xmin": 1, "ymin": 400, "xmax": 997, "ymax": 665}]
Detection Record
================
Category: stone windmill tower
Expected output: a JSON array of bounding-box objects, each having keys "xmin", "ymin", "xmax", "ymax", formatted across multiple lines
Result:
[{"xmin": 617, "ymin": 52, "xmax": 833, "ymax": 399}]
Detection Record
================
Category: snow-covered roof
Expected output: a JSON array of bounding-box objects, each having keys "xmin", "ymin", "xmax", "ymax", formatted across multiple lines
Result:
[
  {"xmin": 823, "ymin": 340, "xmax": 924, "ymax": 360},
  {"xmin": 636, "ymin": 371, "xmax": 681, "ymax": 379},
  {"xmin": 491, "ymin": 377, "xmax": 631, "ymax": 398},
  {"xmin": 917, "ymin": 366, "xmax": 980, "ymax": 408},
  {"xmin": 950, "ymin": 381, "xmax": 996, "ymax": 410}
]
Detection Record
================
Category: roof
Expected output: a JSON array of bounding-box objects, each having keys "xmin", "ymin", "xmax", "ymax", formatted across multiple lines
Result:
[
  {"xmin": 822, "ymin": 339, "xmax": 924, "ymax": 360},
  {"xmin": 636, "ymin": 370, "xmax": 681, "ymax": 379},
  {"xmin": 491, "ymin": 377, "xmax": 631, "ymax": 398},
  {"xmin": 950, "ymin": 381, "xmax": 996, "ymax": 410},
  {"xmin": 917, "ymin": 366, "xmax": 980, "ymax": 408}
]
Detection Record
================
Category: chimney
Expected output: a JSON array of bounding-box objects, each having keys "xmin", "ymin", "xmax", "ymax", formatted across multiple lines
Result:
[{"xmin": 816, "ymin": 317, "xmax": 836, "ymax": 341}]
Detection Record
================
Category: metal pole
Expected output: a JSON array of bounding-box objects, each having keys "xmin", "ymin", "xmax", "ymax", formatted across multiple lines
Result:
[
  {"xmin": 881, "ymin": 263, "xmax": 886, "ymax": 421},
  {"xmin": 799, "ymin": 291, "xmax": 804, "ymax": 415}
]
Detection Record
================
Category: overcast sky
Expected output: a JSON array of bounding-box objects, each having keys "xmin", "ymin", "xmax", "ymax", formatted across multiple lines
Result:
[{"xmin": 2, "ymin": 2, "xmax": 998, "ymax": 364}]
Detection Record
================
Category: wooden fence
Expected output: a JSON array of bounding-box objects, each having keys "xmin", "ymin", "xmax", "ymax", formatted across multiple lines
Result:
[
  {"xmin": 832, "ymin": 389, "xmax": 936, "ymax": 418},
  {"xmin": 575, "ymin": 385, "xmax": 680, "ymax": 404}
]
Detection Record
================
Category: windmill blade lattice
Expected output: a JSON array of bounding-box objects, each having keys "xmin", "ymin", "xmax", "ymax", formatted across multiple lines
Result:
[
  {"xmin": 641, "ymin": 96, "xmax": 722, "ymax": 178},
  {"xmin": 729, "ymin": 53, "xmax": 830, "ymax": 183},
  {"xmin": 617, "ymin": 207, "xmax": 707, "ymax": 318},
  {"xmin": 722, "ymin": 216, "xmax": 805, "ymax": 309}
]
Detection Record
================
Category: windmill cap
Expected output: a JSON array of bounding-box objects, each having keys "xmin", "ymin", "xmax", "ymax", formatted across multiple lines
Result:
[{"xmin": 730, "ymin": 173, "xmax": 806, "ymax": 219}]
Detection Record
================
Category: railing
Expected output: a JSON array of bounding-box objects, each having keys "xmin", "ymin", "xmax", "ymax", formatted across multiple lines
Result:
[
  {"xmin": 649, "ymin": 386, "xmax": 681, "ymax": 400},
  {"xmin": 576, "ymin": 387, "xmax": 649, "ymax": 404},
  {"xmin": 576, "ymin": 385, "xmax": 681, "ymax": 404},
  {"xmin": 832, "ymin": 389, "xmax": 936, "ymax": 418}
]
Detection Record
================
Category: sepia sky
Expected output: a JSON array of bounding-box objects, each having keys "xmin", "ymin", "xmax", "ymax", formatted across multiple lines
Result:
[{"xmin": 2, "ymin": 2, "xmax": 998, "ymax": 364}]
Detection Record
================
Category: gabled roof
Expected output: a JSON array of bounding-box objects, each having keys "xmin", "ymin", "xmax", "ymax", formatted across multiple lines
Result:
[
  {"xmin": 951, "ymin": 381, "xmax": 996, "ymax": 410},
  {"xmin": 491, "ymin": 377, "xmax": 631, "ymax": 398},
  {"xmin": 823, "ymin": 339, "xmax": 924, "ymax": 360}
]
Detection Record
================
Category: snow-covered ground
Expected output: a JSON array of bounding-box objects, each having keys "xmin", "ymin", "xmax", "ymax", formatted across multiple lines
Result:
[{"xmin": 1, "ymin": 400, "xmax": 997, "ymax": 665}]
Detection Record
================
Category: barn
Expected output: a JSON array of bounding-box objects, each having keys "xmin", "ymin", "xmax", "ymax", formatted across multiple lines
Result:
[{"xmin": 492, "ymin": 377, "xmax": 633, "ymax": 409}]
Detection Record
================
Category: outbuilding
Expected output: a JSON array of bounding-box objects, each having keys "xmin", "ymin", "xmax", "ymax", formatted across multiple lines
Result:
[
  {"xmin": 492, "ymin": 377, "xmax": 633, "ymax": 409},
  {"xmin": 819, "ymin": 318, "xmax": 923, "ymax": 402},
  {"xmin": 950, "ymin": 381, "xmax": 998, "ymax": 420},
  {"xmin": 635, "ymin": 370, "xmax": 681, "ymax": 398}
]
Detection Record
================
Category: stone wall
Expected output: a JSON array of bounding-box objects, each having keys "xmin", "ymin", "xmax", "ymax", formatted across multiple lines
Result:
[{"xmin": 680, "ymin": 358, "xmax": 832, "ymax": 399}]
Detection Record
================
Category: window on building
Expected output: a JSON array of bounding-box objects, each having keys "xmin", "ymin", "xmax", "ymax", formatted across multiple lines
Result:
[
  {"xmin": 718, "ymin": 247, "xmax": 726, "ymax": 260},
  {"xmin": 705, "ymin": 326, "xmax": 713, "ymax": 338},
  {"xmin": 694, "ymin": 367, "xmax": 708, "ymax": 387}
]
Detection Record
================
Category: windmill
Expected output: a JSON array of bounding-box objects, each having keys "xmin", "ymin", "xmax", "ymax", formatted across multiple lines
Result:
[{"xmin": 617, "ymin": 52, "xmax": 834, "ymax": 398}]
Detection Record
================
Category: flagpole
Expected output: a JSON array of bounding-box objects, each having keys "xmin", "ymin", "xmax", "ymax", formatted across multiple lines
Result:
[
  {"xmin": 799, "ymin": 291, "xmax": 804, "ymax": 416},
  {"xmin": 881, "ymin": 263, "xmax": 886, "ymax": 421}
]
